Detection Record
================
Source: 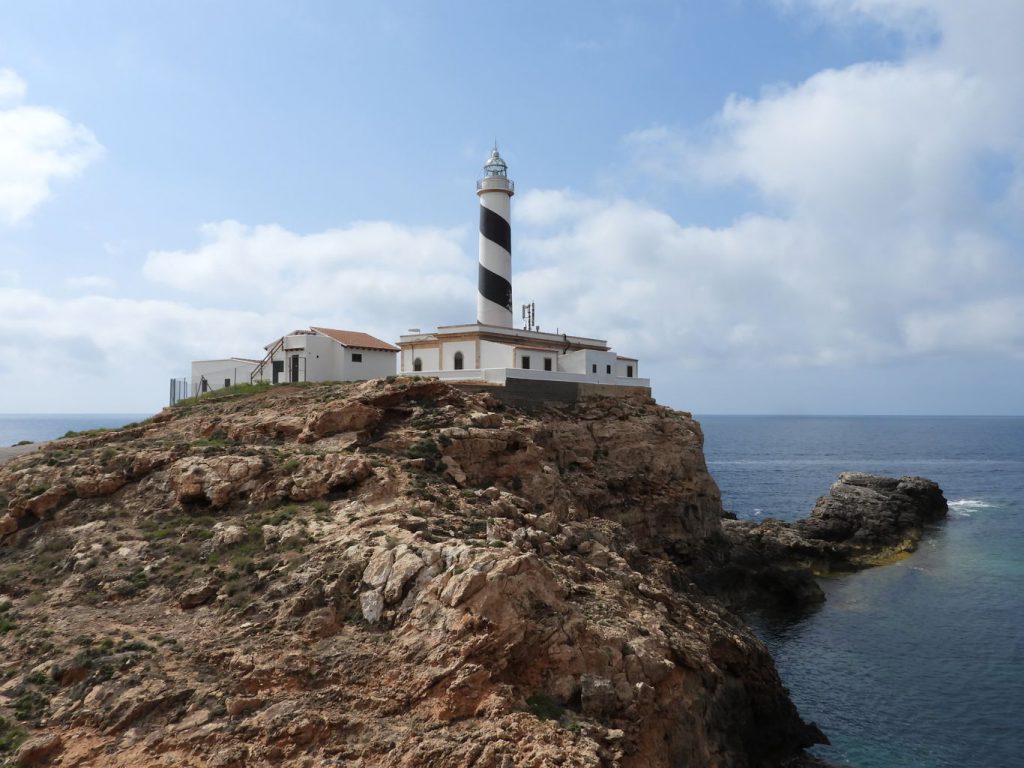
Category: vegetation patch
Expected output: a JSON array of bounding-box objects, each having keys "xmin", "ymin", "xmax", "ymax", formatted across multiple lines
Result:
[
  {"xmin": 173, "ymin": 381, "xmax": 271, "ymax": 409},
  {"xmin": 405, "ymin": 437, "xmax": 442, "ymax": 473},
  {"xmin": 63, "ymin": 427, "xmax": 110, "ymax": 439},
  {"xmin": 0, "ymin": 600, "xmax": 14, "ymax": 634},
  {"xmin": 0, "ymin": 715, "xmax": 27, "ymax": 759}
]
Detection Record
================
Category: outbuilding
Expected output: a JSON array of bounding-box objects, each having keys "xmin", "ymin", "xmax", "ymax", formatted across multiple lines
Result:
[{"xmin": 250, "ymin": 326, "xmax": 398, "ymax": 384}]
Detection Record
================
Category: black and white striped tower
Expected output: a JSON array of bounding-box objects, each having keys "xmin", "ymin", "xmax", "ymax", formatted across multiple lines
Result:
[{"xmin": 476, "ymin": 147, "xmax": 514, "ymax": 327}]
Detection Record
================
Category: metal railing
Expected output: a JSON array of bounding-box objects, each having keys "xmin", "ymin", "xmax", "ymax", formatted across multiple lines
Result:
[
  {"xmin": 169, "ymin": 378, "xmax": 189, "ymax": 406},
  {"xmin": 477, "ymin": 178, "xmax": 514, "ymax": 194}
]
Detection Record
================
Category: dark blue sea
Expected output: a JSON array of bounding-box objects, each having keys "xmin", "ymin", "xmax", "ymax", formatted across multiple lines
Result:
[
  {"xmin": 0, "ymin": 414, "xmax": 153, "ymax": 447},
  {"xmin": 699, "ymin": 416, "xmax": 1024, "ymax": 768}
]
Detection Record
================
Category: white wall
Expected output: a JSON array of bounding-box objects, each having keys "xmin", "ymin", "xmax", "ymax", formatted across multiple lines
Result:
[
  {"xmin": 513, "ymin": 348, "xmax": 555, "ymax": 372},
  {"xmin": 283, "ymin": 334, "xmax": 307, "ymax": 351},
  {"xmin": 338, "ymin": 348, "xmax": 396, "ymax": 380},
  {"xmin": 442, "ymin": 340, "xmax": 476, "ymax": 371},
  {"xmin": 557, "ymin": 349, "xmax": 589, "ymax": 374},
  {"xmin": 254, "ymin": 338, "xmax": 396, "ymax": 383},
  {"xmin": 402, "ymin": 346, "xmax": 440, "ymax": 373},
  {"xmin": 480, "ymin": 340, "xmax": 513, "ymax": 369},
  {"xmin": 616, "ymin": 359, "xmax": 639, "ymax": 379}
]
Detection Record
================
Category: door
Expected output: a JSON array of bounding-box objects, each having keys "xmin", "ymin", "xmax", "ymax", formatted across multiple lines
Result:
[
  {"xmin": 272, "ymin": 360, "xmax": 284, "ymax": 384},
  {"xmin": 290, "ymin": 355, "xmax": 300, "ymax": 382}
]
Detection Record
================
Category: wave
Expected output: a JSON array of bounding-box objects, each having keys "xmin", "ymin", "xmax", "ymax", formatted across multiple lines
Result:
[{"xmin": 948, "ymin": 499, "xmax": 994, "ymax": 517}]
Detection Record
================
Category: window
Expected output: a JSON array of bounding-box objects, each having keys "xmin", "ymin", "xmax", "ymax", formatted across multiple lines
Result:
[
  {"xmin": 454, "ymin": 351, "xmax": 464, "ymax": 370},
  {"xmin": 606, "ymin": 364, "xmax": 611, "ymax": 374},
  {"xmin": 522, "ymin": 355, "xmax": 531, "ymax": 369},
  {"xmin": 544, "ymin": 358, "xmax": 552, "ymax": 371},
  {"xmin": 627, "ymin": 365, "xmax": 633, "ymax": 378},
  {"xmin": 352, "ymin": 352, "xmax": 363, "ymax": 362},
  {"xmin": 224, "ymin": 378, "xmax": 231, "ymax": 388},
  {"xmin": 592, "ymin": 364, "xmax": 597, "ymax": 373},
  {"xmin": 413, "ymin": 357, "xmax": 422, "ymax": 372}
]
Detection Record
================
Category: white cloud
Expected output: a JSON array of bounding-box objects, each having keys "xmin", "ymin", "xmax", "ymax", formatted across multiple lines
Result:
[
  {"xmin": 0, "ymin": 287, "xmax": 296, "ymax": 411},
  {"xmin": 619, "ymin": 0, "xmax": 1024, "ymax": 367},
  {"xmin": 65, "ymin": 275, "xmax": 115, "ymax": 292},
  {"xmin": 514, "ymin": 190, "xmax": 1023, "ymax": 368},
  {"xmin": 0, "ymin": 69, "xmax": 103, "ymax": 224},
  {"xmin": 0, "ymin": 69, "xmax": 27, "ymax": 104},
  {"xmin": 143, "ymin": 219, "xmax": 474, "ymax": 325}
]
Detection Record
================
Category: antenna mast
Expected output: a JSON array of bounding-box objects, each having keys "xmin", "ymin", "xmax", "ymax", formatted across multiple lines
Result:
[{"xmin": 521, "ymin": 302, "xmax": 536, "ymax": 332}]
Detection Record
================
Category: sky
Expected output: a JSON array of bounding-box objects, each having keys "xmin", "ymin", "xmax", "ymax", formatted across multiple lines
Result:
[{"xmin": 0, "ymin": 0, "xmax": 1022, "ymax": 415}]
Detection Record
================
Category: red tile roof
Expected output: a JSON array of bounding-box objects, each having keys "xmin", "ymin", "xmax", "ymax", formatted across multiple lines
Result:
[{"xmin": 311, "ymin": 327, "xmax": 399, "ymax": 352}]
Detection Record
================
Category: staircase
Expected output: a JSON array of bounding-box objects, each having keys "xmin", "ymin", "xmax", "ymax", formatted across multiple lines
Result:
[{"xmin": 250, "ymin": 337, "xmax": 284, "ymax": 384}]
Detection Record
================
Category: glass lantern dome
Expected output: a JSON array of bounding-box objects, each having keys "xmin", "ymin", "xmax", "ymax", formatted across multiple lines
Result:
[{"xmin": 483, "ymin": 148, "xmax": 508, "ymax": 178}]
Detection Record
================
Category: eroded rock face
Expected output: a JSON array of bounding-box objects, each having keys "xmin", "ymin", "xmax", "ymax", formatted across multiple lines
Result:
[
  {"xmin": 697, "ymin": 472, "xmax": 949, "ymax": 610},
  {"xmin": 0, "ymin": 377, "xmax": 823, "ymax": 768}
]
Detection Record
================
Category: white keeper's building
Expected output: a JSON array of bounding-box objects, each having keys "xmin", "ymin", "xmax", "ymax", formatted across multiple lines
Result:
[{"xmin": 396, "ymin": 148, "xmax": 647, "ymax": 390}]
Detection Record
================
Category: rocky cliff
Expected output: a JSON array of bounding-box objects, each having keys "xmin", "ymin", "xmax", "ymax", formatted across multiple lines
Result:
[{"xmin": 0, "ymin": 378, "xmax": 829, "ymax": 767}]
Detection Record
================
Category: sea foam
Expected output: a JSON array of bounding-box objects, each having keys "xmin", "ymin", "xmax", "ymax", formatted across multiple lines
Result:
[{"xmin": 948, "ymin": 499, "xmax": 994, "ymax": 517}]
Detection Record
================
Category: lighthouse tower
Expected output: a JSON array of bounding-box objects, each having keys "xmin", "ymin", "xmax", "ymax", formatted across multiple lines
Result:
[{"xmin": 476, "ymin": 148, "xmax": 515, "ymax": 327}]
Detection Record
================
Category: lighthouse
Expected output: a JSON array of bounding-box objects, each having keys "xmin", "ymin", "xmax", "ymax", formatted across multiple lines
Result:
[
  {"xmin": 476, "ymin": 148, "xmax": 515, "ymax": 327},
  {"xmin": 395, "ymin": 147, "xmax": 646, "ymax": 393}
]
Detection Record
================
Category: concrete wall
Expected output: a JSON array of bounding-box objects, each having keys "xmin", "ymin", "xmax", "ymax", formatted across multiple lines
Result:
[{"xmin": 454, "ymin": 377, "xmax": 652, "ymax": 409}]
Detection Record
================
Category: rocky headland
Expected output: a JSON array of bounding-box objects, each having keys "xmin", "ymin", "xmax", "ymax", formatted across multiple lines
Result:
[{"xmin": 0, "ymin": 379, "xmax": 946, "ymax": 767}]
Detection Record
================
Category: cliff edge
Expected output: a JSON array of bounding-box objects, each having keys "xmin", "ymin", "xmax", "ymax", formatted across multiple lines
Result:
[{"xmin": 0, "ymin": 378, "xmax": 824, "ymax": 767}]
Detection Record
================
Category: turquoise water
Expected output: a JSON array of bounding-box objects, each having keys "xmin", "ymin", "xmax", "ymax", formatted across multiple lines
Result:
[
  {"xmin": 700, "ymin": 416, "xmax": 1024, "ymax": 768},
  {"xmin": 0, "ymin": 414, "xmax": 153, "ymax": 447}
]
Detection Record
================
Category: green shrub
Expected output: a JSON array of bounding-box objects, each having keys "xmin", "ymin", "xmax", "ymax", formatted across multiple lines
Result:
[
  {"xmin": 63, "ymin": 427, "xmax": 109, "ymax": 438},
  {"xmin": 0, "ymin": 715, "xmax": 27, "ymax": 757},
  {"xmin": 13, "ymin": 688, "xmax": 49, "ymax": 722}
]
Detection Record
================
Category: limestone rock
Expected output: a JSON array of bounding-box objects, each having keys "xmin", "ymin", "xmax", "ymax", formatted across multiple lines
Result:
[
  {"xmin": 13, "ymin": 733, "xmax": 62, "ymax": 765},
  {"xmin": 179, "ymin": 580, "xmax": 219, "ymax": 608}
]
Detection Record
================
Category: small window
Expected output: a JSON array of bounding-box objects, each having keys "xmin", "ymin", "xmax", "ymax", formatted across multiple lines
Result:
[
  {"xmin": 352, "ymin": 353, "xmax": 363, "ymax": 362},
  {"xmin": 413, "ymin": 357, "xmax": 422, "ymax": 372},
  {"xmin": 224, "ymin": 378, "xmax": 231, "ymax": 388},
  {"xmin": 454, "ymin": 351, "xmax": 464, "ymax": 370},
  {"xmin": 606, "ymin": 364, "xmax": 611, "ymax": 374},
  {"xmin": 544, "ymin": 358, "xmax": 552, "ymax": 371},
  {"xmin": 522, "ymin": 355, "xmax": 531, "ymax": 370},
  {"xmin": 627, "ymin": 365, "xmax": 633, "ymax": 378},
  {"xmin": 592, "ymin": 364, "xmax": 597, "ymax": 374}
]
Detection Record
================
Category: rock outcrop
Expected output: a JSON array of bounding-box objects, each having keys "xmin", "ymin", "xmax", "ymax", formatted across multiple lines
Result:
[
  {"xmin": 697, "ymin": 472, "xmax": 949, "ymax": 610},
  {"xmin": 0, "ymin": 378, "xmax": 828, "ymax": 767}
]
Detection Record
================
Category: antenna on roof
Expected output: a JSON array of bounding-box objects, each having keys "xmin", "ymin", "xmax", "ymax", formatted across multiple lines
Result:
[{"xmin": 521, "ymin": 302, "xmax": 536, "ymax": 332}]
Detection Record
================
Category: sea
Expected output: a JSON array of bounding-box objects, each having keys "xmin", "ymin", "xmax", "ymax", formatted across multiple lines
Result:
[
  {"xmin": 0, "ymin": 414, "xmax": 153, "ymax": 447},
  {"xmin": 699, "ymin": 416, "xmax": 1024, "ymax": 768},
  {"xmin": 1, "ymin": 413, "xmax": 1020, "ymax": 767}
]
